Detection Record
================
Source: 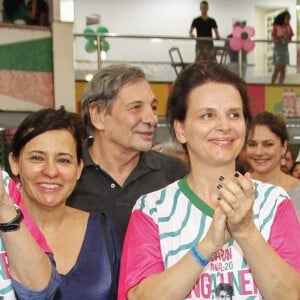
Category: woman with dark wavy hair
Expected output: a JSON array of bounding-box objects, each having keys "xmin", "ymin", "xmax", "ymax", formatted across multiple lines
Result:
[
  {"xmin": 271, "ymin": 10, "xmax": 294, "ymax": 84},
  {"xmin": 119, "ymin": 63, "xmax": 300, "ymax": 300},
  {"xmin": 246, "ymin": 111, "xmax": 300, "ymax": 219},
  {"xmin": 8, "ymin": 107, "xmax": 120, "ymax": 299}
]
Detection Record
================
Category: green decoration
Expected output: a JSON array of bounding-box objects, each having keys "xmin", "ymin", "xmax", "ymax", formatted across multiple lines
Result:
[
  {"xmin": 101, "ymin": 39, "xmax": 110, "ymax": 52},
  {"xmin": 83, "ymin": 27, "xmax": 96, "ymax": 42},
  {"xmin": 85, "ymin": 40, "xmax": 97, "ymax": 53},
  {"xmin": 97, "ymin": 26, "xmax": 109, "ymax": 34},
  {"xmin": 83, "ymin": 25, "xmax": 110, "ymax": 53},
  {"xmin": 241, "ymin": 32, "xmax": 249, "ymax": 40}
]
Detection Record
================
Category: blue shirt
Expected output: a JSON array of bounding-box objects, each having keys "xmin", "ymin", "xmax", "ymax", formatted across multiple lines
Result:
[{"xmin": 53, "ymin": 213, "xmax": 119, "ymax": 300}]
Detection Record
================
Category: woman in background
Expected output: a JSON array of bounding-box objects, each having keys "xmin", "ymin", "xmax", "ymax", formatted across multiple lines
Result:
[
  {"xmin": 291, "ymin": 161, "xmax": 300, "ymax": 179},
  {"xmin": 281, "ymin": 147, "xmax": 295, "ymax": 174},
  {"xmin": 271, "ymin": 10, "xmax": 294, "ymax": 84},
  {"xmin": 246, "ymin": 111, "xmax": 300, "ymax": 219}
]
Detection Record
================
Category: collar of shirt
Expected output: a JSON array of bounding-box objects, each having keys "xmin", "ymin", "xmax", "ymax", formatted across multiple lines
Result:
[{"xmin": 82, "ymin": 137, "xmax": 162, "ymax": 173}]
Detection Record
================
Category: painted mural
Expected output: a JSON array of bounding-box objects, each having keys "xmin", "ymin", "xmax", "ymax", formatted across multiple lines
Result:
[
  {"xmin": 0, "ymin": 26, "xmax": 53, "ymax": 111},
  {"xmin": 75, "ymin": 81, "xmax": 299, "ymax": 118}
]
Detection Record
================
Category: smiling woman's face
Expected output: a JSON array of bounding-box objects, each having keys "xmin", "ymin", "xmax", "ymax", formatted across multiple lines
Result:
[
  {"xmin": 9, "ymin": 129, "xmax": 83, "ymax": 208},
  {"xmin": 246, "ymin": 125, "xmax": 286, "ymax": 175},
  {"xmin": 174, "ymin": 82, "xmax": 246, "ymax": 167}
]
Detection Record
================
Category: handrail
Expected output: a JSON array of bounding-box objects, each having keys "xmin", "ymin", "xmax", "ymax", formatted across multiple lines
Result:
[
  {"xmin": 74, "ymin": 32, "xmax": 300, "ymax": 69},
  {"xmin": 74, "ymin": 32, "xmax": 300, "ymax": 43}
]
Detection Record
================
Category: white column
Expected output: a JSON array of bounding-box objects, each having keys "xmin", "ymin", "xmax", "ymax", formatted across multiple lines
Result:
[
  {"xmin": 52, "ymin": 0, "xmax": 61, "ymax": 21},
  {"xmin": 52, "ymin": 21, "xmax": 75, "ymax": 111}
]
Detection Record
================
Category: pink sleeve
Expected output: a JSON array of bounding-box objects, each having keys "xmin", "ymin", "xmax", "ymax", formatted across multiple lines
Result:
[
  {"xmin": 272, "ymin": 25, "xmax": 278, "ymax": 38},
  {"xmin": 118, "ymin": 210, "xmax": 164, "ymax": 300},
  {"xmin": 8, "ymin": 178, "xmax": 52, "ymax": 254},
  {"xmin": 269, "ymin": 199, "xmax": 300, "ymax": 273}
]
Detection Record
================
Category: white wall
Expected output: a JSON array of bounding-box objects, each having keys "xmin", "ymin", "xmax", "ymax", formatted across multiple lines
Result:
[
  {"xmin": 74, "ymin": 0, "xmax": 295, "ymax": 35},
  {"xmin": 73, "ymin": 0, "xmax": 297, "ymax": 67}
]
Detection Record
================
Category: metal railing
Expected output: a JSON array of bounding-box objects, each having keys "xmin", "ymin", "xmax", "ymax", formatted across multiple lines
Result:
[{"xmin": 74, "ymin": 32, "xmax": 300, "ymax": 84}]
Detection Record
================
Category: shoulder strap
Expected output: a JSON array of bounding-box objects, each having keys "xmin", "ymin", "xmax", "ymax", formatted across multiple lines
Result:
[{"xmin": 99, "ymin": 212, "xmax": 117, "ymax": 300}]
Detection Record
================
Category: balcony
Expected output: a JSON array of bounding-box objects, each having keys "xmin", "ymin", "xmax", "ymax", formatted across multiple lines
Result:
[{"xmin": 74, "ymin": 33, "xmax": 300, "ymax": 85}]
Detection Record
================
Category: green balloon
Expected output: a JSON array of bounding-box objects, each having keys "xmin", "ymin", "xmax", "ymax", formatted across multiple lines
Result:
[
  {"xmin": 97, "ymin": 26, "xmax": 109, "ymax": 34},
  {"xmin": 83, "ymin": 27, "xmax": 96, "ymax": 42},
  {"xmin": 85, "ymin": 41, "xmax": 97, "ymax": 53},
  {"xmin": 101, "ymin": 39, "xmax": 110, "ymax": 52}
]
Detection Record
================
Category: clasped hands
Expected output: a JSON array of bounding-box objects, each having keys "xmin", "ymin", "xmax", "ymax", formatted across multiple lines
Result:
[{"xmin": 205, "ymin": 172, "xmax": 255, "ymax": 251}]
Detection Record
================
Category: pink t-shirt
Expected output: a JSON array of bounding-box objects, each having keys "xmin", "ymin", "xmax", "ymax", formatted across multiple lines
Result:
[{"xmin": 272, "ymin": 24, "xmax": 294, "ymax": 41}]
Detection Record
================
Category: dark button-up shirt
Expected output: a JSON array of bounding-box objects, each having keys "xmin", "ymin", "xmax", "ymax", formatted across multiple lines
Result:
[{"xmin": 67, "ymin": 138, "xmax": 188, "ymax": 243}]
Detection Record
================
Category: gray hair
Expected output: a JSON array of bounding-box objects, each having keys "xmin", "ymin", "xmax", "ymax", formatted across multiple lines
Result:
[{"xmin": 82, "ymin": 64, "xmax": 146, "ymax": 133}]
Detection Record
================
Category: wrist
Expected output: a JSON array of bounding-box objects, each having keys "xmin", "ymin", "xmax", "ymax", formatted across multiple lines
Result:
[
  {"xmin": 196, "ymin": 239, "xmax": 218, "ymax": 260},
  {"xmin": 231, "ymin": 221, "xmax": 257, "ymax": 242},
  {"xmin": 0, "ymin": 201, "xmax": 19, "ymax": 222},
  {"xmin": 190, "ymin": 245, "xmax": 209, "ymax": 267},
  {"xmin": 0, "ymin": 205, "xmax": 24, "ymax": 232}
]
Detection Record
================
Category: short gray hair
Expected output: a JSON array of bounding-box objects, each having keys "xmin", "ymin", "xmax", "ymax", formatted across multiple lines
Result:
[{"xmin": 82, "ymin": 64, "xmax": 146, "ymax": 133}]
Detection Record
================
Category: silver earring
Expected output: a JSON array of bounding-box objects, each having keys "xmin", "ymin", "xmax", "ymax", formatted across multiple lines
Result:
[{"xmin": 280, "ymin": 155, "xmax": 286, "ymax": 166}]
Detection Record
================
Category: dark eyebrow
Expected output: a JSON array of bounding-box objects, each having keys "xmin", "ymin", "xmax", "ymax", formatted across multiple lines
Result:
[
  {"xmin": 125, "ymin": 98, "xmax": 158, "ymax": 107},
  {"xmin": 28, "ymin": 150, "xmax": 74, "ymax": 158},
  {"xmin": 125, "ymin": 100, "xmax": 143, "ymax": 107}
]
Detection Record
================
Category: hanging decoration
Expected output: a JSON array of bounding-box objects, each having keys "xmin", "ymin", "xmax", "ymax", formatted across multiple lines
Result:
[
  {"xmin": 83, "ymin": 26, "xmax": 110, "ymax": 53},
  {"xmin": 229, "ymin": 23, "xmax": 255, "ymax": 52}
]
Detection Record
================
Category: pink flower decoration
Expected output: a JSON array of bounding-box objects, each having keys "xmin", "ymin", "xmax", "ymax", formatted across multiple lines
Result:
[{"xmin": 229, "ymin": 26, "xmax": 255, "ymax": 52}]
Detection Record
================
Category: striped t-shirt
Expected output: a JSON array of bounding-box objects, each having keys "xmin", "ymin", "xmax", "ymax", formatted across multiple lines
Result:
[{"xmin": 119, "ymin": 177, "xmax": 300, "ymax": 300}]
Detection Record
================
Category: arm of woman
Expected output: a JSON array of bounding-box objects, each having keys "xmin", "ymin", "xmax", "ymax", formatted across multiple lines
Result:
[
  {"xmin": 272, "ymin": 25, "xmax": 283, "ymax": 43},
  {"xmin": 218, "ymin": 172, "xmax": 300, "ymax": 300},
  {"xmin": 286, "ymin": 25, "xmax": 294, "ymax": 42},
  {"xmin": 119, "ymin": 208, "xmax": 228, "ymax": 300},
  {"xmin": 0, "ymin": 170, "xmax": 60, "ymax": 299}
]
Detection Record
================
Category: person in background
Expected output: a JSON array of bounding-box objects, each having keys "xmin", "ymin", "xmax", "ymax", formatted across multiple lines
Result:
[
  {"xmin": 26, "ymin": 0, "xmax": 49, "ymax": 26},
  {"xmin": 271, "ymin": 10, "xmax": 294, "ymax": 84},
  {"xmin": 280, "ymin": 147, "xmax": 295, "ymax": 174},
  {"xmin": 235, "ymin": 144, "xmax": 252, "ymax": 174},
  {"xmin": 67, "ymin": 64, "xmax": 188, "ymax": 245},
  {"xmin": 246, "ymin": 111, "xmax": 300, "ymax": 219},
  {"xmin": 8, "ymin": 107, "xmax": 120, "ymax": 299},
  {"xmin": 189, "ymin": 1, "xmax": 221, "ymax": 63},
  {"xmin": 3, "ymin": 0, "xmax": 32, "ymax": 24},
  {"xmin": 118, "ymin": 63, "xmax": 300, "ymax": 299},
  {"xmin": 226, "ymin": 21, "xmax": 248, "ymax": 79},
  {"xmin": 291, "ymin": 161, "xmax": 300, "ymax": 179},
  {"xmin": 152, "ymin": 139, "xmax": 189, "ymax": 165},
  {"xmin": 2, "ymin": 0, "xmax": 48, "ymax": 26}
]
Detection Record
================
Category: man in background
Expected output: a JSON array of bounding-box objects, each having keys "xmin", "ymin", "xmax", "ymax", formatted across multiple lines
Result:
[
  {"xmin": 67, "ymin": 64, "xmax": 188, "ymax": 244},
  {"xmin": 189, "ymin": 1, "xmax": 221, "ymax": 63}
]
